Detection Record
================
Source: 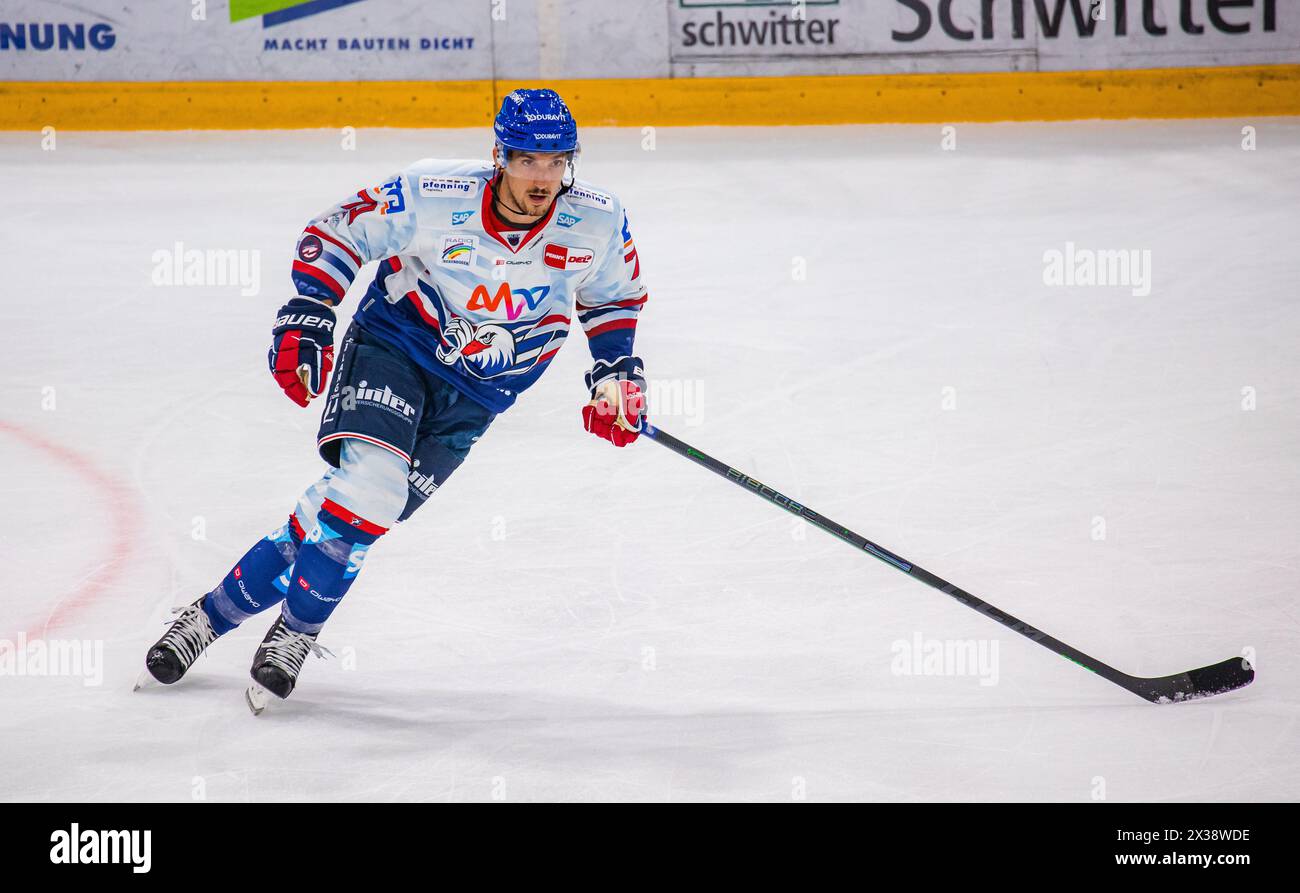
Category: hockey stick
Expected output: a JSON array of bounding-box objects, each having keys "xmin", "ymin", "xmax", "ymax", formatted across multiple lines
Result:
[{"xmin": 642, "ymin": 424, "xmax": 1254, "ymax": 703}]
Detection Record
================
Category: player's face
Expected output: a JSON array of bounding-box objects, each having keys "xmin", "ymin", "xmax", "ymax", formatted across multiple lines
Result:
[{"xmin": 499, "ymin": 150, "xmax": 570, "ymax": 211}]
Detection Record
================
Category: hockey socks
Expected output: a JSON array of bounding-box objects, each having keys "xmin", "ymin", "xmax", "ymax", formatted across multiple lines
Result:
[
  {"xmin": 279, "ymin": 499, "xmax": 386, "ymax": 635},
  {"xmin": 202, "ymin": 515, "xmax": 306, "ymax": 635}
]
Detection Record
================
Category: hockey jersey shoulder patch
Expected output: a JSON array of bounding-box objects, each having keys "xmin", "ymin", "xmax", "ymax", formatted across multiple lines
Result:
[
  {"xmin": 419, "ymin": 175, "xmax": 482, "ymax": 199},
  {"xmin": 565, "ymin": 183, "xmax": 614, "ymax": 213},
  {"xmin": 407, "ymin": 158, "xmax": 491, "ymax": 200}
]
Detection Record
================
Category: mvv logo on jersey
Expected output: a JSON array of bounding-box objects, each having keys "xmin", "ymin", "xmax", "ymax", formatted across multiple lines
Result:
[
  {"xmin": 544, "ymin": 243, "xmax": 594, "ymax": 271},
  {"xmin": 439, "ymin": 235, "xmax": 477, "ymax": 268},
  {"xmin": 467, "ymin": 282, "xmax": 551, "ymax": 320}
]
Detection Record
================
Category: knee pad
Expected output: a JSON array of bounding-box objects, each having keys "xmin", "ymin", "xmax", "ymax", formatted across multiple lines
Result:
[
  {"xmin": 323, "ymin": 439, "xmax": 410, "ymax": 529},
  {"xmin": 293, "ymin": 470, "xmax": 334, "ymax": 537},
  {"xmin": 398, "ymin": 436, "xmax": 469, "ymax": 522}
]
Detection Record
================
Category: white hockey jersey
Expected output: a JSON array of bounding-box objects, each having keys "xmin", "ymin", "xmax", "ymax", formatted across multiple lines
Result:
[{"xmin": 290, "ymin": 158, "xmax": 647, "ymax": 413}]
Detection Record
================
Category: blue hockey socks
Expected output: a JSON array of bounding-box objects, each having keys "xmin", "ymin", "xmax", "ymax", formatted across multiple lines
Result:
[
  {"xmin": 201, "ymin": 515, "xmax": 306, "ymax": 635},
  {"xmin": 279, "ymin": 499, "xmax": 386, "ymax": 634}
]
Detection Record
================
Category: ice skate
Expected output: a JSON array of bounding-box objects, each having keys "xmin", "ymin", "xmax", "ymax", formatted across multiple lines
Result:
[
  {"xmin": 137, "ymin": 598, "xmax": 218, "ymax": 689},
  {"xmin": 245, "ymin": 614, "xmax": 330, "ymax": 715}
]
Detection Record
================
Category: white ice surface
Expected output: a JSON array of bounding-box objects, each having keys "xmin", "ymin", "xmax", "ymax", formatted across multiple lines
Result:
[{"xmin": 0, "ymin": 121, "xmax": 1296, "ymax": 802}]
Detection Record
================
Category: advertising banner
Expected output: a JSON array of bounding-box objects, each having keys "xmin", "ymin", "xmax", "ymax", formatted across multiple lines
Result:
[
  {"xmin": 2, "ymin": 0, "xmax": 1296, "ymax": 82},
  {"xmin": 0, "ymin": 0, "xmax": 492, "ymax": 81},
  {"xmin": 668, "ymin": 0, "xmax": 1300, "ymax": 77}
]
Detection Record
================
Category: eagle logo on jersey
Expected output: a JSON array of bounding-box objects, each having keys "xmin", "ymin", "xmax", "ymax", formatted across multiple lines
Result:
[{"xmin": 437, "ymin": 317, "xmax": 517, "ymax": 378}]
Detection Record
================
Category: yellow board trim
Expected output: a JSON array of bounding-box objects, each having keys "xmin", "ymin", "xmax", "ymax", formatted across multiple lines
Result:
[{"xmin": 3, "ymin": 65, "xmax": 1298, "ymax": 130}]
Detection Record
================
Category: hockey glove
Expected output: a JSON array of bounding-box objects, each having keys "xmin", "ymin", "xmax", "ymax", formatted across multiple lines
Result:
[
  {"xmin": 582, "ymin": 356, "xmax": 647, "ymax": 448},
  {"xmin": 268, "ymin": 297, "xmax": 336, "ymax": 407}
]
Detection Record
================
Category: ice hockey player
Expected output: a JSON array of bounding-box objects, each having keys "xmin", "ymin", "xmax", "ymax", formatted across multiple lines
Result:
[{"xmin": 141, "ymin": 89, "xmax": 649, "ymax": 712}]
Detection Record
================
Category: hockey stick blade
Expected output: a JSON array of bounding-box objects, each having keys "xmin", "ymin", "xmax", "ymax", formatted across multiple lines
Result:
[
  {"xmin": 643, "ymin": 424, "xmax": 1256, "ymax": 704},
  {"xmin": 1128, "ymin": 656, "xmax": 1256, "ymax": 704}
]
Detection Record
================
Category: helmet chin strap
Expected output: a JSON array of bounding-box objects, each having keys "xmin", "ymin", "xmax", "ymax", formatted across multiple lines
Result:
[
  {"xmin": 493, "ymin": 177, "xmax": 532, "ymax": 219},
  {"xmin": 491, "ymin": 167, "xmax": 569, "ymax": 224},
  {"xmin": 489, "ymin": 162, "xmax": 538, "ymax": 221},
  {"xmin": 491, "ymin": 144, "xmax": 575, "ymax": 221}
]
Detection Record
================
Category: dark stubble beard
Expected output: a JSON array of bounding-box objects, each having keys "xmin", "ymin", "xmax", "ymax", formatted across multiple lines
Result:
[{"xmin": 494, "ymin": 175, "xmax": 551, "ymax": 226}]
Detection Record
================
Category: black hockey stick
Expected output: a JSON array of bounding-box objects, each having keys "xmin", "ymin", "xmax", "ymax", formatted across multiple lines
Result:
[{"xmin": 642, "ymin": 424, "xmax": 1254, "ymax": 703}]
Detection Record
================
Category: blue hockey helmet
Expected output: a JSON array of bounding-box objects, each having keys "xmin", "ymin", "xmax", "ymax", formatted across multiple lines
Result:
[{"xmin": 493, "ymin": 88, "xmax": 579, "ymax": 156}]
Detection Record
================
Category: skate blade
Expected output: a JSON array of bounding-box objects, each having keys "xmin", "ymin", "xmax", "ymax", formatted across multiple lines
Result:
[
  {"xmin": 245, "ymin": 683, "xmax": 271, "ymax": 716},
  {"xmin": 133, "ymin": 669, "xmax": 157, "ymax": 692}
]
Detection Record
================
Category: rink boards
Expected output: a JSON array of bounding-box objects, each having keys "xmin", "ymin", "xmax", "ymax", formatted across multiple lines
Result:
[{"xmin": 3, "ymin": 64, "xmax": 1299, "ymax": 129}]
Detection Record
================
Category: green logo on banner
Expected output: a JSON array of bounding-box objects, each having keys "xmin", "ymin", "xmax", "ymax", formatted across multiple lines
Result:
[
  {"xmin": 230, "ymin": 1, "xmax": 299, "ymax": 21},
  {"xmin": 678, "ymin": 0, "xmax": 838, "ymax": 7},
  {"xmin": 231, "ymin": 0, "xmax": 366, "ymax": 25}
]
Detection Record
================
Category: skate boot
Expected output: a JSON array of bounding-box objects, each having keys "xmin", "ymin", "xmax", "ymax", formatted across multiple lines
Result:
[
  {"xmin": 139, "ymin": 598, "xmax": 219, "ymax": 687},
  {"xmin": 245, "ymin": 614, "xmax": 330, "ymax": 715}
]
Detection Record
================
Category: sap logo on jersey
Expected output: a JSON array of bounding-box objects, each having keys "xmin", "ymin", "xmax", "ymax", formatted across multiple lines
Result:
[
  {"xmin": 544, "ymin": 243, "xmax": 594, "ymax": 271},
  {"xmin": 439, "ymin": 235, "xmax": 477, "ymax": 267},
  {"xmin": 451, "ymin": 210, "xmax": 476, "ymax": 226},
  {"xmin": 556, "ymin": 212, "xmax": 582, "ymax": 228},
  {"xmin": 421, "ymin": 176, "xmax": 480, "ymax": 197}
]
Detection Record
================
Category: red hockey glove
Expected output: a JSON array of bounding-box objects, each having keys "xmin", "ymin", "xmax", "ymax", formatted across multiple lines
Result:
[
  {"xmin": 268, "ymin": 298, "xmax": 336, "ymax": 407},
  {"xmin": 582, "ymin": 356, "xmax": 646, "ymax": 448}
]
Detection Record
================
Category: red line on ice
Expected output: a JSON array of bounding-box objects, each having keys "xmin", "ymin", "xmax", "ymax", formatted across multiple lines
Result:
[{"xmin": 0, "ymin": 419, "xmax": 138, "ymax": 639}]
